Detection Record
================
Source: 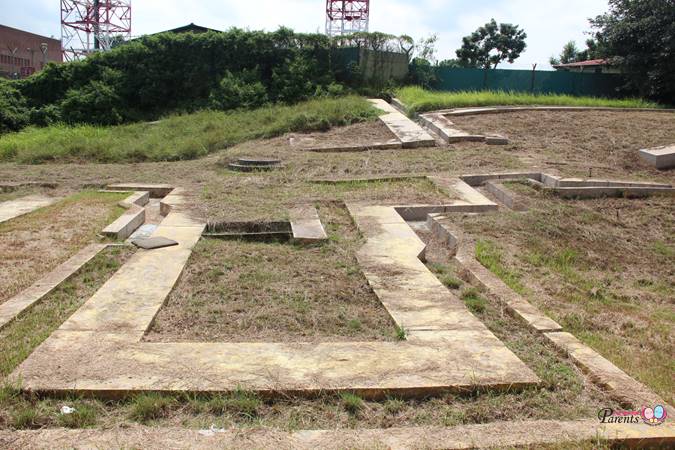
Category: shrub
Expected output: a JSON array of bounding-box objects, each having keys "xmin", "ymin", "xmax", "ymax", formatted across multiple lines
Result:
[
  {"xmin": 0, "ymin": 81, "xmax": 29, "ymax": 133},
  {"xmin": 60, "ymin": 80, "xmax": 125, "ymax": 125},
  {"xmin": 209, "ymin": 70, "xmax": 268, "ymax": 110}
]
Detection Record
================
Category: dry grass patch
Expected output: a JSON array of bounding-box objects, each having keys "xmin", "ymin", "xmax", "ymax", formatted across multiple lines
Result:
[
  {"xmin": 451, "ymin": 193, "xmax": 674, "ymax": 403},
  {"xmin": 290, "ymin": 120, "xmax": 397, "ymax": 150},
  {"xmin": 450, "ymin": 110, "xmax": 675, "ymax": 180},
  {"xmin": 0, "ymin": 191, "xmax": 127, "ymax": 304},
  {"xmin": 146, "ymin": 204, "xmax": 397, "ymax": 342},
  {"xmin": 0, "ymin": 245, "xmax": 133, "ymax": 378}
]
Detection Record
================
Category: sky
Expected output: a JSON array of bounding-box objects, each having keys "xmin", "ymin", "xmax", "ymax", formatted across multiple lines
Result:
[{"xmin": 2, "ymin": 0, "xmax": 610, "ymax": 70}]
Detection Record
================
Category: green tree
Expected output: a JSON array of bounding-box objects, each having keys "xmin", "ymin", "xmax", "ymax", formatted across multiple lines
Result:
[
  {"xmin": 550, "ymin": 39, "xmax": 601, "ymax": 65},
  {"xmin": 550, "ymin": 41, "xmax": 579, "ymax": 65},
  {"xmin": 590, "ymin": 0, "xmax": 675, "ymax": 103},
  {"xmin": 456, "ymin": 19, "xmax": 527, "ymax": 69}
]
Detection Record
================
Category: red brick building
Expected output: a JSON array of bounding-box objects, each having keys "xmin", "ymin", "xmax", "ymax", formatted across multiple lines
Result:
[{"xmin": 0, "ymin": 24, "xmax": 62, "ymax": 79}]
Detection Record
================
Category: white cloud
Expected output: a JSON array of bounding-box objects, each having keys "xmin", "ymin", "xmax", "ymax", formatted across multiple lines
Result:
[{"xmin": 1, "ymin": 0, "xmax": 609, "ymax": 69}]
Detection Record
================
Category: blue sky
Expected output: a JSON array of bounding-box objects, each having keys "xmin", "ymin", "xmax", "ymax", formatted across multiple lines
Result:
[{"xmin": 2, "ymin": 0, "xmax": 609, "ymax": 69}]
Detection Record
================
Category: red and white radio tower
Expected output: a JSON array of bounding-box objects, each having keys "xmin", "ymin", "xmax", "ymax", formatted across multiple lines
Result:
[
  {"xmin": 325, "ymin": 1, "xmax": 370, "ymax": 37},
  {"xmin": 61, "ymin": 0, "xmax": 132, "ymax": 61}
]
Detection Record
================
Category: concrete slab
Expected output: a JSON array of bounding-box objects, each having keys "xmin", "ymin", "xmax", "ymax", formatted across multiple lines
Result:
[
  {"xmin": 418, "ymin": 113, "xmax": 485, "ymax": 143},
  {"xmin": 544, "ymin": 332, "xmax": 668, "ymax": 409},
  {"xmin": 106, "ymin": 183, "xmax": 174, "ymax": 198},
  {"xmin": 289, "ymin": 205, "xmax": 328, "ymax": 244},
  {"xmin": 0, "ymin": 243, "xmax": 108, "ymax": 330},
  {"xmin": 0, "ymin": 195, "xmax": 59, "ymax": 224},
  {"xmin": 3, "ymin": 419, "xmax": 673, "ymax": 450},
  {"xmin": 369, "ymin": 99, "xmax": 436, "ymax": 148},
  {"xmin": 101, "ymin": 205, "xmax": 145, "ymax": 240},
  {"xmin": 304, "ymin": 140, "xmax": 402, "ymax": 153},
  {"xmin": 640, "ymin": 145, "xmax": 675, "ymax": 169},
  {"xmin": 131, "ymin": 236, "xmax": 178, "ymax": 250}
]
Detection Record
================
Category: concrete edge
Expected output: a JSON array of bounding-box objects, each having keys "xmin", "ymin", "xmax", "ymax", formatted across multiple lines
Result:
[
  {"xmin": 101, "ymin": 206, "xmax": 145, "ymax": 240},
  {"xmin": 0, "ymin": 243, "xmax": 109, "ymax": 331},
  {"xmin": 303, "ymin": 140, "xmax": 403, "ymax": 153},
  {"xmin": 289, "ymin": 205, "xmax": 328, "ymax": 244},
  {"xmin": 1, "ymin": 418, "xmax": 673, "ymax": 449}
]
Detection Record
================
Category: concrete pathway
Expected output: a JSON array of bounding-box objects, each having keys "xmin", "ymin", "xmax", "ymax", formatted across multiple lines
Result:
[
  {"xmin": 0, "ymin": 195, "xmax": 59, "ymax": 224},
  {"xmin": 369, "ymin": 99, "xmax": 435, "ymax": 148}
]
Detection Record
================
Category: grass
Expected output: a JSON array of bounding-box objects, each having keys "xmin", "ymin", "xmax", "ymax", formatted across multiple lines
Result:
[
  {"xmin": 0, "ymin": 96, "xmax": 378, "ymax": 164},
  {"xmin": 457, "ymin": 195, "xmax": 675, "ymax": 404},
  {"xmin": 460, "ymin": 288, "xmax": 488, "ymax": 314},
  {"xmin": 145, "ymin": 205, "xmax": 398, "ymax": 343},
  {"xmin": 475, "ymin": 240, "xmax": 526, "ymax": 294},
  {"xmin": 394, "ymin": 86, "xmax": 660, "ymax": 114},
  {"xmin": 0, "ymin": 190, "xmax": 127, "ymax": 303},
  {"xmin": 0, "ymin": 246, "xmax": 133, "ymax": 377}
]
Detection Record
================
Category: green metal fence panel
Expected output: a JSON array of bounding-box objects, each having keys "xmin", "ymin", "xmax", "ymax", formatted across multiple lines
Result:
[{"xmin": 434, "ymin": 67, "xmax": 625, "ymax": 97}]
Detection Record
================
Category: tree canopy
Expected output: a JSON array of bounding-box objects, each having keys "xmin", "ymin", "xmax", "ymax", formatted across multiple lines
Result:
[
  {"xmin": 590, "ymin": 0, "xmax": 675, "ymax": 103},
  {"xmin": 549, "ymin": 39, "xmax": 601, "ymax": 66},
  {"xmin": 456, "ymin": 19, "xmax": 527, "ymax": 69}
]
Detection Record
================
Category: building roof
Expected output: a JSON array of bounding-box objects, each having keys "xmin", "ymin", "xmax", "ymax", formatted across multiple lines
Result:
[
  {"xmin": 552, "ymin": 58, "xmax": 609, "ymax": 69},
  {"xmin": 0, "ymin": 24, "xmax": 61, "ymax": 45},
  {"xmin": 157, "ymin": 23, "xmax": 222, "ymax": 34}
]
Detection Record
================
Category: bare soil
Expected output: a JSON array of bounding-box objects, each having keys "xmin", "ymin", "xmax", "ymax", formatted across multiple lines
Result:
[
  {"xmin": 0, "ymin": 191, "xmax": 126, "ymax": 304},
  {"xmin": 449, "ymin": 110, "xmax": 675, "ymax": 176},
  {"xmin": 145, "ymin": 205, "xmax": 398, "ymax": 342},
  {"xmin": 290, "ymin": 120, "xmax": 397, "ymax": 149}
]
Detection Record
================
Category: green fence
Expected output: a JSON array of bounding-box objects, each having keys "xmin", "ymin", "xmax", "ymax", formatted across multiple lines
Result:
[
  {"xmin": 434, "ymin": 67, "xmax": 626, "ymax": 97},
  {"xmin": 332, "ymin": 47, "xmax": 409, "ymax": 83}
]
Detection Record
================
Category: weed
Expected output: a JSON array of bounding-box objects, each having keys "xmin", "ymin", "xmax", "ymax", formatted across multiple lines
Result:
[
  {"xmin": 0, "ymin": 96, "xmax": 377, "ymax": 164},
  {"xmin": 395, "ymin": 325, "xmax": 407, "ymax": 340},
  {"xmin": 129, "ymin": 394, "xmax": 176, "ymax": 422},
  {"xmin": 475, "ymin": 240, "xmax": 526, "ymax": 294},
  {"xmin": 57, "ymin": 403, "xmax": 98, "ymax": 428},
  {"xmin": 340, "ymin": 392, "xmax": 364, "ymax": 415},
  {"xmin": 223, "ymin": 389, "xmax": 262, "ymax": 419},
  {"xmin": 440, "ymin": 274, "xmax": 462, "ymax": 289},
  {"xmin": 383, "ymin": 398, "xmax": 405, "ymax": 415},
  {"xmin": 11, "ymin": 407, "xmax": 43, "ymax": 429},
  {"xmin": 461, "ymin": 288, "xmax": 487, "ymax": 314},
  {"xmin": 347, "ymin": 319, "xmax": 363, "ymax": 331}
]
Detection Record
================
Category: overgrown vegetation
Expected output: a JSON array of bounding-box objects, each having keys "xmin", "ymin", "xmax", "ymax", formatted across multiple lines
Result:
[
  {"xmin": 0, "ymin": 29, "xmax": 411, "ymax": 133},
  {"xmin": 394, "ymin": 86, "xmax": 660, "ymax": 113},
  {"xmin": 0, "ymin": 96, "xmax": 377, "ymax": 163}
]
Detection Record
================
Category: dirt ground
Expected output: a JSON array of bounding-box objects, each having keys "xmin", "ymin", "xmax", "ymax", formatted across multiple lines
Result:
[
  {"xmin": 0, "ymin": 191, "xmax": 126, "ymax": 304},
  {"xmin": 290, "ymin": 120, "xmax": 397, "ymax": 149},
  {"xmin": 0, "ymin": 109, "xmax": 673, "ymax": 435},
  {"xmin": 0, "ymin": 110, "xmax": 672, "ymax": 223},
  {"xmin": 145, "ymin": 205, "xmax": 398, "ymax": 342}
]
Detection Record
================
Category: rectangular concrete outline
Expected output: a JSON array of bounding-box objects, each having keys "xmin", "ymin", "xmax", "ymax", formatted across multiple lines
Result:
[
  {"xmin": 640, "ymin": 144, "xmax": 675, "ymax": 170},
  {"xmin": 2, "ymin": 418, "xmax": 673, "ymax": 449},
  {"xmin": 0, "ymin": 195, "xmax": 60, "ymax": 224},
  {"xmin": 484, "ymin": 180, "xmax": 528, "ymax": 211},
  {"xmin": 369, "ymin": 99, "xmax": 436, "ymax": 148},
  {"xmin": 13, "ymin": 185, "xmax": 541, "ymax": 399},
  {"xmin": 7, "ymin": 178, "xmax": 673, "ymax": 447}
]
